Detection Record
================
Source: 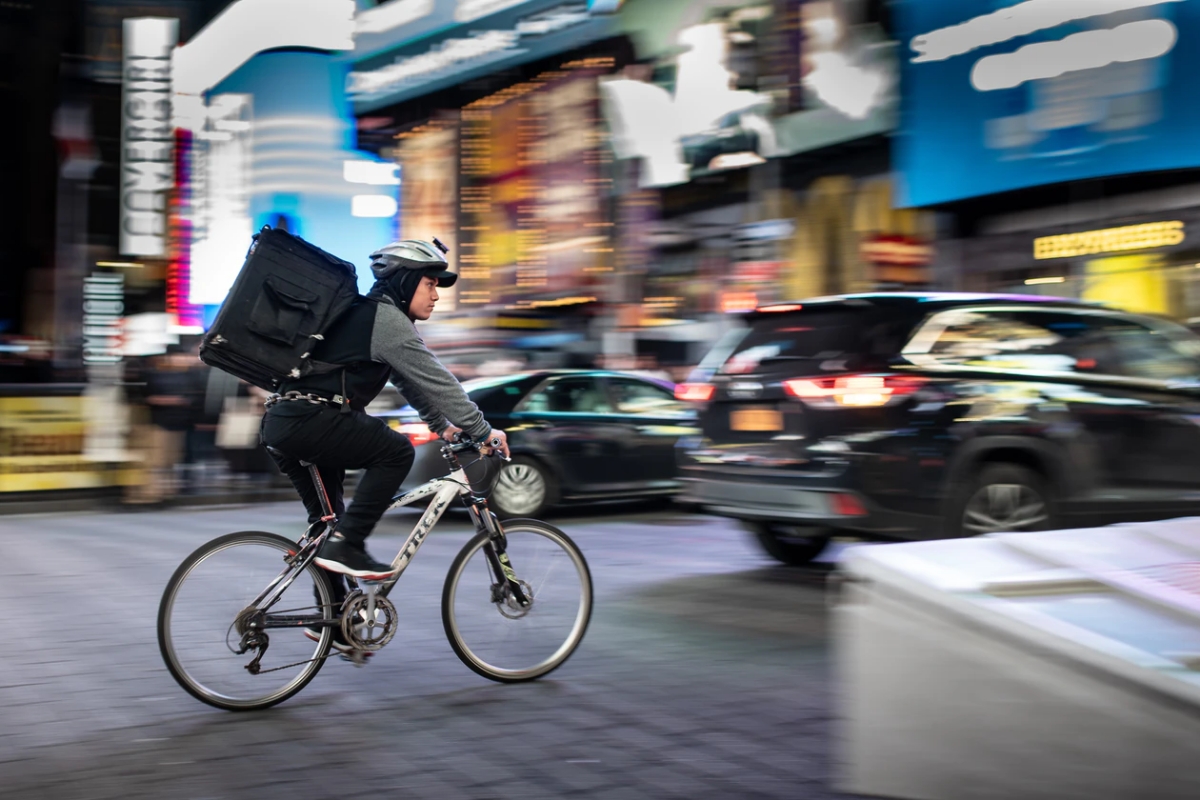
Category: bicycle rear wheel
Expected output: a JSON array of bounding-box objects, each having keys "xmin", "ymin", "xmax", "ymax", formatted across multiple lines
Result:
[
  {"xmin": 442, "ymin": 519, "xmax": 592, "ymax": 682},
  {"xmin": 158, "ymin": 531, "xmax": 335, "ymax": 711}
]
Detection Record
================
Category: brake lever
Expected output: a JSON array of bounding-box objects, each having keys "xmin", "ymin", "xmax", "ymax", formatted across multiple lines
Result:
[{"xmin": 482, "ymin": 438, "xmax": 511, "ymax": 462}]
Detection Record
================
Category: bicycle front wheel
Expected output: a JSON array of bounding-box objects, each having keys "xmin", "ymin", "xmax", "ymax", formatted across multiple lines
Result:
[
  {"xmin": 158, "ymin": 531, "xmax": 335, "ymax": 711},
  {"xmin": 442, "ymin": 519, "xmax": 592, "ymax": 682}
]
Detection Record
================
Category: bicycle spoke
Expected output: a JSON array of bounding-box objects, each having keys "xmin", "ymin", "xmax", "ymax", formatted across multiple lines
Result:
[
  {"xmin": 159, "ymin": 532, "xmax": 335, "ymax": 710},
  {"xmin": 443, "ymin": 522, "xmax": 592, "ymax": 682}
]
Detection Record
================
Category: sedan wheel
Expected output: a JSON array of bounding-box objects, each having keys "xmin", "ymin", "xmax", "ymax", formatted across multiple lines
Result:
[
  {"xmin": 956, "ymin": 464, "xmax": 1053, "ymax": 536},
  {"xmin": 492, "ymin": 457, "xmax": 552, "ymax": 518}
]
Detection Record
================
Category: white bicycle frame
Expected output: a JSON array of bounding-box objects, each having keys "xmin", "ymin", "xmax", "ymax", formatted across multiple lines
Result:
[
  {"xmin": 380, "ymin": 466, "xmax": 476, "ymax": 582},
  {"xmin": 252, "ymin": 464, "xmax": 479, "ymax": 618}
]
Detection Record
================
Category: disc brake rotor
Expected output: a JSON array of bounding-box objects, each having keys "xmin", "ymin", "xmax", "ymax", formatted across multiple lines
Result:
[{"xmin": 496, "ymin": 579, "xmax": 534, "ymax": 619}]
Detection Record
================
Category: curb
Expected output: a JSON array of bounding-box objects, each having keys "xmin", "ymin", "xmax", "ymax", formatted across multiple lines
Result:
[{"xmin": 0, "ymin": 488, "xmax": 298, "ymax": 516}]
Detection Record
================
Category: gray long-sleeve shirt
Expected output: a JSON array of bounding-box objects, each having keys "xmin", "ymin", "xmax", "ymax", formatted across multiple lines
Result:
[{"xmin": 370, "ymin": 299, "xmax": 491, "ymax": 441}]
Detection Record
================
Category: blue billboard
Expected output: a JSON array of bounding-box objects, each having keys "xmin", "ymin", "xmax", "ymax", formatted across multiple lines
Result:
[{"xmin": 895, "ymin": 0, "xmax": 1200, "ymax": 207}]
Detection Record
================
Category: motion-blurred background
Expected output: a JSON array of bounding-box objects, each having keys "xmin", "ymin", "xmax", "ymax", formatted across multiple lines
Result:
[{"xmin": 4, "ymin": 0, "xmax": 1200, "ymax": 497}]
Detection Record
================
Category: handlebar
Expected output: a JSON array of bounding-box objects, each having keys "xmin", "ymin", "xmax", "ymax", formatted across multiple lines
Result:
[{"xmin": 443, "ymin": 432, "xmax": 509, "ymax": 459}]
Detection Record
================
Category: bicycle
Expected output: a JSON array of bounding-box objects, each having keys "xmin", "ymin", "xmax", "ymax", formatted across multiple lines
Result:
[{"xmin": 157, "ymin": 435, "xmax": 593, "ymax": 711}]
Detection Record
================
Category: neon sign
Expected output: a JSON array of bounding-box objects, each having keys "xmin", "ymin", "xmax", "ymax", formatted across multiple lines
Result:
[{"xmin": 1033, "ymin": 221, "xmax": 1185, "ymax": 260}]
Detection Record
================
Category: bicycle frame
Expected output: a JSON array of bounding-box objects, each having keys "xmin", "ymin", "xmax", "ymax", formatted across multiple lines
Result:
[
  {"xmin": 252, "ymin": 443, "xmax": 527, "ymax": 637},
  {"xmin": 375, "ymin": 467, "xmax": 474, "ymax": 597}
]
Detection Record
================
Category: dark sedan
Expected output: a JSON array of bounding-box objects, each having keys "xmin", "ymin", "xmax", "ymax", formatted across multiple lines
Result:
[{"xmin": 375, "ymin": 370, "xmax": 698, "ymax": 517}]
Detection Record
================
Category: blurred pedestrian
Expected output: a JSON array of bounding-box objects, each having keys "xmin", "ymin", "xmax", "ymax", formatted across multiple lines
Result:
[
  {"xmin": 182, "ymin": 338, "xmax": 220, "ymax": 492},
  {"xmin": 217, "ymin": 377, "xmax": 274, "ymax": 485},
  {"xmin": 126, "ymin": 344, "xmax": 200, "ymax": 505}
]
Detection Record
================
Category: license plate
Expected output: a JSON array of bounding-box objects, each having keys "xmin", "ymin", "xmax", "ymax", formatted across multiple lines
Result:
[{"xmin": 730, "ymin": 408, "xmax": 783, "ymax": 432}]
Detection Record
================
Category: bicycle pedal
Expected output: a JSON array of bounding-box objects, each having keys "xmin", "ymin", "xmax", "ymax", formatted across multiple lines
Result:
[{"xmin": 340, "ymin": 650, "xmax": 374, "ymax": 667}]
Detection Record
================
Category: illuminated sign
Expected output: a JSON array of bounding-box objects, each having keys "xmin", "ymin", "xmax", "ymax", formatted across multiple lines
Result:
[
  {"xmin": 348, "ymin": 3, "xmax": 596, "ymax": 103},
  {"xmin": 910, "ymin": 0, "xmax": 1184, "ymax": 63},
  {"xmin": 896, "ymin": 1, "xmax": 1200, "ymax": 207},
  {"xmin": 1033, "ymin": 221, "xmax": 1185, "ymax": 260},
  {"xmin": 119, "ymin": 17, "xmax": 177, "ymax": 257},
  {"xmin": 356, "ymin": 0, "xmax": 435, "ymax": 35},
  {"xmin": 350, "ymin": 30, "xmax": 519, "ymax": 96},
  {"xmin": 82, "ymin": 273, "xmax": 124, "ymax": 364},
  {"xmin": 861, "ymin": 236, "xmax": 933, "ymax": 267},
  {"xmin": 456, "ymin": 0, "xmax": 529, "ymax": 22},
  {"xmin": 187, "ymin": 95, "xmax": 253, "ymax": 309},
  {"xmin": 344, "ymin": 160, "xmax": 401, "ymax": 185}
]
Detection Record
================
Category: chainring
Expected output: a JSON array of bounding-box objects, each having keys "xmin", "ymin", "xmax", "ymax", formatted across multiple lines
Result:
[{"xmin": 340, "ymin": 591, "xmax": 398, "ymax": 652}]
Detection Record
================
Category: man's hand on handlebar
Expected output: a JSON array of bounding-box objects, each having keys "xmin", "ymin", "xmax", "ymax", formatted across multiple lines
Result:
[
  {"xmin": 480, "ymin": 429, "xmax": 510, "ymax": 460},
  {"xmin": 443, "ymin": 426, "xmax": 510, "ymax": 459}
]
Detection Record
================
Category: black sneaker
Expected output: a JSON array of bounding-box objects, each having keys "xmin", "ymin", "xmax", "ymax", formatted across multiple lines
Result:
[
  {"xmin": 314, "ymin": 536, "xmax": 398, "ymax": 580},
  {"xmin": 304, "ymin": 626, "xmax": 354, "ymax": 654}
]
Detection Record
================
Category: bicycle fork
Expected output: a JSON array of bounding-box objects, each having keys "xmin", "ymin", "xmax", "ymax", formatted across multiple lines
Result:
[{"xmin": 468, "ymin": 506, "xmax": 531, "ymax": 609}]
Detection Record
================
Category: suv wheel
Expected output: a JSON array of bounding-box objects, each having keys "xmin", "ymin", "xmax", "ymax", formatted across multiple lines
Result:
[
  {"xmin": 748, "ymin": 522, "xmax": 831, "ymax": 566},
  {"xmin": 952, "ymin": 463, "xmax": 1054, "ymax": 537}
]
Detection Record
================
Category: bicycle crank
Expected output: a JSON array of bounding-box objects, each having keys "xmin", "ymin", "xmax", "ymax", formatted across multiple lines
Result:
[{"xmin": 340, "ymin": 589, "xmax": 398, "ymax": 651}]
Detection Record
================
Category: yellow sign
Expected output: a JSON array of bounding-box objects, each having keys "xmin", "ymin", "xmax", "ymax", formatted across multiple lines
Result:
[
  {"xmin": 1082, "ymin": 254, "xmax": 1170, "ymax": 317},
  {"xmin": 0, "ymin": 396, "xmax": 134, "ymax": 492},
  {"xmin": 1034, "ymin": 221, "xmax": 1185, "ymax": 260}
]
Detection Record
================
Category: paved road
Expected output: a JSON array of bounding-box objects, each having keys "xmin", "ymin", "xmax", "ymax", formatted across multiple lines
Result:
[{"xmin": 0, "ymin": 501, "xmax": 853, "ymax": 799}]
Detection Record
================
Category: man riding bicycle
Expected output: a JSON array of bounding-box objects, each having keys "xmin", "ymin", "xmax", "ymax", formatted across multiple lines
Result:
[{"xmin": 261, "ymin": 239, "xmax": 510, "ymax": 592}]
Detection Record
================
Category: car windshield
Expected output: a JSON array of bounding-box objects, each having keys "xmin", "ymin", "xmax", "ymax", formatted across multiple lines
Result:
[{"xmin": 461, "ymin": 374, "xmax": 530, "ymax": 393}]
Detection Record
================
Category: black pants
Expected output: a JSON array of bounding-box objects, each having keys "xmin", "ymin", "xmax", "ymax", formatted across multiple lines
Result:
[{"xmin": 261, "ymin": 402, "xmax": 415, "ymax": 547}]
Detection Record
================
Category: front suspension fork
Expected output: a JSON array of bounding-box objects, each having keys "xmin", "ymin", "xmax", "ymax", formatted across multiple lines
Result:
[{"xmin": 469, "ymin": 504, "xmax": 530, "ymax": 607}]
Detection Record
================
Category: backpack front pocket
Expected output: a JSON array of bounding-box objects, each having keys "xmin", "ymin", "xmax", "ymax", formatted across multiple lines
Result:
[{"xmin": 246, "ymin": 276, "xmax": 318, "ymax": 345}]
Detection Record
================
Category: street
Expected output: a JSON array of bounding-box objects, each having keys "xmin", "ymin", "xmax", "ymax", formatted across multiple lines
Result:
[{"xmin": 0, "ymin": 501, "xmax": 847, "ymax": 800}]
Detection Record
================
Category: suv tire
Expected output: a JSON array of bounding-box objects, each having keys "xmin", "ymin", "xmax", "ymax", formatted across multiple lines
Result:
[
  {"xmin": 748, "ymin": 522, "xmax": 831, "ymax": 566},
  {"xmin": 950, "ymin": 462, "xmax": 1055, "ymax": 537}
]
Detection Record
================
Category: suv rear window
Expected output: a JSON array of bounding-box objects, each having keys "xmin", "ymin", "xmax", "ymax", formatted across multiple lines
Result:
[
  {"xmin": 902, "ymin": 307, "xmax": 1200, "ymax": 380},
  {"xmin": 713, "ymin": 308, "xmax": 894, "ymax": 377}
]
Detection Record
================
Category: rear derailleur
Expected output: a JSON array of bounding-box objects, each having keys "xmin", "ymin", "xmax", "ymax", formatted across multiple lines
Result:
[{"xmin": 231, "ymin": 607, "xmax": 270, "ymax": 674}]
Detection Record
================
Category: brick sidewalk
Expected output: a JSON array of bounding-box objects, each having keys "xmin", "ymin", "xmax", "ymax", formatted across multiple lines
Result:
[{"xmin": 0, "ymin": 504, "xmax": 858, "ymax": 799}]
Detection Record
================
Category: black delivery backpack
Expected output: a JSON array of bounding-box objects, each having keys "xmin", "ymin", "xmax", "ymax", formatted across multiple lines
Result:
[{"xmin": 199, "ymin": 226, "xmax": 360, "ymax": 391}]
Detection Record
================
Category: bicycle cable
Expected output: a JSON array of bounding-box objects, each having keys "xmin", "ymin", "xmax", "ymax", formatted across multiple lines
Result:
[
  {"xmin": 459, "ymin": 453, "xmax": 499, "ymax": 500},
  {"xmin": 224, "ymin": 602, "xmax": 341, "ymax": 654}
]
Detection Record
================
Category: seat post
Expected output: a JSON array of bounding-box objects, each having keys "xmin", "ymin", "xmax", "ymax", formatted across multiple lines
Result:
[{"xmin": 302, "ymin": 460, "xmax": 337, "ymax": 523}]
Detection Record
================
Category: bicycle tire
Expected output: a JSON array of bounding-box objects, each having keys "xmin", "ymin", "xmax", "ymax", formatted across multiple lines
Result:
[
  {"xmin": 158, "ymin": 531, "xmax": 335, "ymax": 711},
  {"xmin": 442, "ymin": 519, "xmax": 592, "ymax": 683}
]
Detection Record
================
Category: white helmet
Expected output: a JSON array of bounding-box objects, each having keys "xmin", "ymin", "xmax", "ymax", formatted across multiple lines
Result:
[{"xmin": 368, "ymin": 238, "xmax": 456, "ymax": 287}]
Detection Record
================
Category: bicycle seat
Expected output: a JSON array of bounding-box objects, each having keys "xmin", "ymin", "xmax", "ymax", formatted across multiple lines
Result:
[{"xmin": 266, "ymin": 444, "xmax": 315, "ymax": 467}]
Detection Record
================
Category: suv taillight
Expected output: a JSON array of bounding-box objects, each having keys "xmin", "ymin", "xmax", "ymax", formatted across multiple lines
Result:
[
  {"xmin": 675, "ymin": 382, "xmax": 716, "ymax": 402},
  {"xmin": 783, "ymin": 374, "xmax": 926, "ymax": 408}
]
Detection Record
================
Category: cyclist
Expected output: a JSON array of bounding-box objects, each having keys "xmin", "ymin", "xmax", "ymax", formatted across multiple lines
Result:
[{"xmin": 261, "ymin": 239, "xmax": 510, "ymax": 599}]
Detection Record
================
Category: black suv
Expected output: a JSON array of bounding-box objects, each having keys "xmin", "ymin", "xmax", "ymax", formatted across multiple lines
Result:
[{"xmin": 677, "ymin": 293, "xmax": 1200, "ymax": 564}]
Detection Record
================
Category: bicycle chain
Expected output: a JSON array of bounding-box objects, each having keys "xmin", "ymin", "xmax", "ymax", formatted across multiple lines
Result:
[
  {"xmin": 249, "ymin": 649, "xmax": 340, "ymax": 674},
  {"xmin": 241, "ymin": 603, "xmax": 369, "ymax": 674}
]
